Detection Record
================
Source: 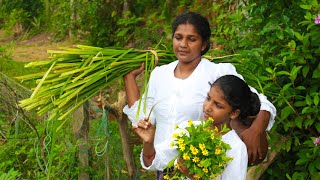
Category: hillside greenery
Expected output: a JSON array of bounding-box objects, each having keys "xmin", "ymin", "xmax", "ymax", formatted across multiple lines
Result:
[{"xmin": 0, "ymin": 0, "xmax": 319, "ymax": 179}]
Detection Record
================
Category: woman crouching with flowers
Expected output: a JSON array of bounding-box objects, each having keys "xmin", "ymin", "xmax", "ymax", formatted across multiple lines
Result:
[{"xmin": 171, "ymin": 74, "xmax": 262, "ymax": 180}]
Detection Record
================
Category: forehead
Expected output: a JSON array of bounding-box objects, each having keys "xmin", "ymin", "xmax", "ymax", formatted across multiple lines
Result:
[
  {"xmin": 174, "ymin": 23, "xmax": 200, "ymax": 36},
  {"xmin": 209, "ymin": 86, "xmax": 227, "ymax": 101}
]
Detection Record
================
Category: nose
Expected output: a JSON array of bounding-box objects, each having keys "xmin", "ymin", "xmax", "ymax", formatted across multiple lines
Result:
[
  {"xmin": 204, "ymin": 102, "xmax": 212, "ymax": 113},
  {"xmin": 179, "ymin": 38, "xmax": 187, "ymax": 47}
]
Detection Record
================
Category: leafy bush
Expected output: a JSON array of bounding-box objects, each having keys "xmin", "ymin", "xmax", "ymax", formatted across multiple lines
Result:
[{"xmin": 186, "ymin": 0, "xmax": 320, "ymax": 179}]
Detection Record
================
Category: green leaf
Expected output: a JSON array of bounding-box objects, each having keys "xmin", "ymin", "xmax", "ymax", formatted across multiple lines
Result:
[
  {"xmin": 294, "ymin": 32, "xmax": 303, "ymax": 41},
  {"xmin": 304, "ymin": 118, "xmax": 314, "ymax": 128},
  {"xmin": 302, "ymin": 66, "xmax": 310, "ymax": 78},
  {"xmin": 265, "ymin": 67, "xmax": 273, "ymax": 74},
  {"xmin": 312, "ymin": 63, "xmax": 320, "ymax": 78},
  {"xmin": 276, "ymin": 30, "xmax": 284, "ymax": 40},
  {"xmin": 286, "ymin": 140, "xmax": 292, "ymax": 152},
  {"xmin": 314, "ymin": 95, "xmax": 319, "ymax": 106},
  {"xmin": 281, "ymin": 106, "xmax": 293, "ymax": 120},
  {"xmin": 294, "ymin": 101, "xmax": 306, "ymax": 107},
  {"xmin": 295, "ymin": 116, "xmax": 303, "ymax": 129},
  {"xmin": 300, "ymin": 5, "xmax": 312, "ymax": 10},
  {"xmin": 296, "ymin": 158, "xmax": 308, "ymax": 165},
  {"xmin": 306, "ymin": 94, "xmax": 312, "ymax": 106},
  {"xmin": 290, "ymin": 66, "xmax": 302, "ymax": 81},
  {"xmin": 315, "ymin": 122, "xmax": 320, "ymax": 133},
  {"xmin": 276, "ymin": 71, "xmax": 290, "ymax": 76}
]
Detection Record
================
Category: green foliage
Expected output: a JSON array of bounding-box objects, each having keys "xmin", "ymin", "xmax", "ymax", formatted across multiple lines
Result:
[
  {"xmin": 0, "ymin": 168, "xmax": 22, "ymax": 180},
  {"xmin": 187, "ymin": 0, "xmax": 320, "ymax": 179},
  {"xmin": 0, "ymin": 0, "xmax": 43, "ymax": 31}
]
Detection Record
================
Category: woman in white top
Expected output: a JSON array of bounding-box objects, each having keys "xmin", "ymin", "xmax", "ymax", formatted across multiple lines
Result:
[{"xmin": 123, "ymin": 12, "xmax": 276, "ymax": 177}]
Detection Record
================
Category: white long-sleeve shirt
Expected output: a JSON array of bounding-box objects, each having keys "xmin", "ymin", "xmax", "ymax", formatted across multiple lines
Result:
[{"xmin": 123, "ymin": 58, "xmax": 276, "ymax": 171}]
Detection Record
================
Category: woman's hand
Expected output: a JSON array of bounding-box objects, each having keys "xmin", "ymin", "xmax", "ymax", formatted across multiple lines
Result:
[
  {"xmin": 239, "ymin": 111, "xmax": 270, "ymax": 166},
  {"xmin": 124, "ymin": 63, "xmax": 145, "ymax": 79},
  {"xmin": 240, "ymin": 127, "xmax": 268, "ymax": 166},
  {"xmin": 132, "ymin": 118, "xmax": 155, "ymax": 144},
  {"xmin": 177, "ymin": 157, "xmax": 198, "ymax": 180}
]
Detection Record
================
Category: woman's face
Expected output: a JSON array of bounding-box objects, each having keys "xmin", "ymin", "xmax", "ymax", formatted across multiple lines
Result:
[
  {"xmin": 203, "ymin": 86, "xmax": 237, "ymax": 126},
  {"xmin": 173, "ymin": 23, "xmax": 207, "ymax": 64}
]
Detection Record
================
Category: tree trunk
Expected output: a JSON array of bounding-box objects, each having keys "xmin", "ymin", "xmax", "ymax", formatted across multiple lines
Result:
[
  {"xmin": 105, "ymin": 91, "xmax": 137, "ymax": 179},
  {"xmin": 73, "ymin": 102, "xmax": 90, "ymax": 180}
]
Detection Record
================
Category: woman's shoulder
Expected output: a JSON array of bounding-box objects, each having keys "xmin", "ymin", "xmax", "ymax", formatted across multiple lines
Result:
[
  {"xmin": 152, "ymin": 60, "xmax": 178, "ymax": 74},
  {"xmin": 201, "ymin": 58, "xmax": 236, "ymax": 70}
]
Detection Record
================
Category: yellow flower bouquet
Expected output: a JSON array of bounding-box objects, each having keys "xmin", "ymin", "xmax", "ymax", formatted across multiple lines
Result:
[{"xmin": 165, "ymin": 118, "xmax": 233, "ymax": 180}]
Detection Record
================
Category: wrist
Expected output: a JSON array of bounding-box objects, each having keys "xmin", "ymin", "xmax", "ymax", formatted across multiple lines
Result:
[
  {"xmin": 124, "ymin": 73, "xmax": 136, "ymax": 80},
  {"xmin": 143, "ymin": 149, "xmax": 156, "ymax": 160}
]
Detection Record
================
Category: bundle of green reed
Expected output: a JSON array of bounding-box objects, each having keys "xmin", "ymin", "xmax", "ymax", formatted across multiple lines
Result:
[{"xmin": 16, "ymin": 45, "xmax": 176, "ymax": 125}]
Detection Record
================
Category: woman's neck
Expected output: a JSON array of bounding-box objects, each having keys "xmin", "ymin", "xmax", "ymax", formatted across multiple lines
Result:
[{"xmin": 175, "ymin": 58, "xmax": 201, "ymax": 79}]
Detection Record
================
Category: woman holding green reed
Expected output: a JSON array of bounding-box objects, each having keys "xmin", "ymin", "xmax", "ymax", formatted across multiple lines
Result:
[{"xmin": 123, "ymin": 12, "xmax": 276, "ymax": 177}]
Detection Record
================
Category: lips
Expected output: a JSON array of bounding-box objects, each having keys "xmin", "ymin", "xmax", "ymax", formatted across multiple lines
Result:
[
  {"xmin": 203, "ymin": 112, "xmax": 211, "ymax": 120},
  {"xmin": 178, "ymin": 50, "xmax": 189, "ymax": 55}
]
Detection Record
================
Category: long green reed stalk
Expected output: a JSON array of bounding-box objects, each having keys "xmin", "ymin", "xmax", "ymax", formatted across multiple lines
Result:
[{"xmin": 16, "ymin": 45, "xmax": 176, "ymax": 124}]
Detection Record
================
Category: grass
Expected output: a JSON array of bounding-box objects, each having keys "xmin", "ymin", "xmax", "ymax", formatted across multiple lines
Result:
[{"xmin": 0, "ymin": 45, "xmax": 40, "ymax": 88}]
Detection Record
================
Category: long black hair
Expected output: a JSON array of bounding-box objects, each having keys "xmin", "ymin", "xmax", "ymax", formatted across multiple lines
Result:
[
  {"xmin": 171, "ymin": 12, "xmax": 211, "ymax": 55},
  {"xmin": 210, "ymin": 75, "xmax": 261, "ymax": 126}
]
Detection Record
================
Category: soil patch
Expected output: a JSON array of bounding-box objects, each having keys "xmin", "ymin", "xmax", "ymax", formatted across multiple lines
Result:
[{"xmin": 0, "ymin": 30, "xmax": 73, "ymax": 62}]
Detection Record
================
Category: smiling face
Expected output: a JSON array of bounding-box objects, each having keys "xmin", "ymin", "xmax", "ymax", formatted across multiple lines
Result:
[
  {"xmin": 203, "ymin": 85, "xmax": 239, "ymax": 128},
  {"xmin": 173, "ymin": 23, "xmax": 207, "ymax": 64}
]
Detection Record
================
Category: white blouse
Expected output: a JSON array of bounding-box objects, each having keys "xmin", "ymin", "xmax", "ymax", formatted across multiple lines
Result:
[
  {"xmin": 123, "ymin": 58, "xmax": 276, "ymax": 171},
  {"xmin": 218, "ymin": 129, "xmax": 248, "ymax": 180}
]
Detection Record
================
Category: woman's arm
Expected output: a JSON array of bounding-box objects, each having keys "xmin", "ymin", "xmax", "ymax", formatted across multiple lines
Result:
[
  {"xmin": 133, "ymin": 119, "xmax": 156, "ymax": 166},
  {"xmin": 123, "ymin": 63, "xmax": 145, "ymax": 107}
]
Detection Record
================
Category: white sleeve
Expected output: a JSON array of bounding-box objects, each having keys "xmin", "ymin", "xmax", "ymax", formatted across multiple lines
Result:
[
  {"xmin": 140, "ymin": 121, "xmax": 192, "ymax": 171},
  {"xmin": 123, "ymin": 68, "xmax": 158, "ymax": 126},
  {"xmin": 219, "ymin": 135, "xmax": 248, "ymax": 180},
  {"xmin": 140, "ymin": 142, "xmax": 178, "ymax": 171},
  {"xmin": 217, "ymin": 63, "xmax": 276, "ymax": 130}
]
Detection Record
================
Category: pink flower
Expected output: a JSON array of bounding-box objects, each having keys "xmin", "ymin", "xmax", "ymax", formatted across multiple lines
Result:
[
  {"xmin": 314, "ymin": 137, "xmax": 320, "ymax": 146},
  {"xmin": 315, "ymin": 14, "xmax": 320, "ymax": 24}
]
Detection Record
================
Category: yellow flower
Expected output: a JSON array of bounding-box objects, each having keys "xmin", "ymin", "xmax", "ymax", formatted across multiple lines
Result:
[
  {"xmin": 172, "ymin": 133, "xmax": 179, "ymax": 139},
  {"xmin": 188, "ymin": 120, "xmax": 193, "ymax": 127},
  {"xmin": 170, "ymin": 141, "xmax": 175, "ymax": 147},
  {"xmin": 178, "ymin": 138, "xmax": 184, "ymax": 145},
  {"xmin": 215, "ymin": 148, "xmax": 222, "ymax": 155},
  {"xmin": 174, "ymin": 124, "xmax": 179, "ymax": 130},
  {"xmin": 176, "ymin": 162, "xmax": 180, "ymax": 169},
  {"xmin": 183, "ymin": 153, "xmax": 190, "ymax": 160},
  {"xmin": 192, "ymin": 157, "xmax": 200, "ymax": 163},
  {"xmin": 202, "ymin": 167, "xmax": 209, "ymax": 173},
  {"xmin": 210, "ymin": 133, "xmax": 215, "ymax": 140},
  {"xmin": 194, "ymin": 174, "xmax": 202, "ymax": 180},
  {"xmin": 163, "ymin": 174, "xmax": 170, "ymax": 179},
  {"xmin": 179, "ymin": 131, "xmax": 185, "ymax": 136},
  {"xmin": 197, "ymin": 163, "xmax": 203, "ymax": 167},
  {"xmin": 202, "ymin": 149, "xmax": 209, "ymax": 156},
  {"xmin": 207, "ymin": 117, "xmax": 214, "ymax": 122},
  {"xmin": 190, "ymin": 145, "xmax": 199, "ymax": 155},
  {"xmin": 199, "ymin": 143, "xmax": 205, "ymax": 150},
  {"xmin": 179, "ymin": 143, "xmax": 185, "ymax": 151}
]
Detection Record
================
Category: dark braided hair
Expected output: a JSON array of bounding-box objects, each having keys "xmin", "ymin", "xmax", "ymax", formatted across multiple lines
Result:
[
  {"xmin": 171, "ymin": 12, "xmax": 211, "ymax": 55},
  {"xmin": 210, "ymin": 75, "xmax": 261, "ymax": 126}
]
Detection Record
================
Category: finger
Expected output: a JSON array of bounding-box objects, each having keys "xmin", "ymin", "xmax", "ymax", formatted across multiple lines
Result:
[
  {"xmin": 251, "ymin": 150, "xmax": 258, "ymax": 165},
  {"xmin": 258, "ymin": 147, "xmax": 263, "ymax": 160},
  {"xmin": 248, "ymin": 150, "xmax": 253, "ymax": 165}
]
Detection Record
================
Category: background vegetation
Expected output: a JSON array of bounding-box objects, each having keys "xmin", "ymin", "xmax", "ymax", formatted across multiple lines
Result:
[{"xmin": 0, "ymin": 0, "xmax": 319, "ymax": 179}]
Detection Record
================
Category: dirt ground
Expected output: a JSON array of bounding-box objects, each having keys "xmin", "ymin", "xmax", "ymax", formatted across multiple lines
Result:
[{"xmin": 0, "ymin": 30, "xmax": 72, "ymax": 62}]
